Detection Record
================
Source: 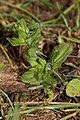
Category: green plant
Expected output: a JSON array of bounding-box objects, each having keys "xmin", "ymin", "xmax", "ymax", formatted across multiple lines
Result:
[
  {"xmin": 6, "ymin": 103, "xmax": 19, "ymax": 120},
  {"xmin": 0, "ymin": 64, "xmax": 4, "ymax": 73},
  {"xmin": 0, "ymin": 89, "xmax": 19, "ymax": 120},
  {"xmin": 7, "ymin": 19, "xmax": 73, "ymax": 101},
  {"xmin": 66, "ymin": 78, "xmax": 80, "ymax": 97}
]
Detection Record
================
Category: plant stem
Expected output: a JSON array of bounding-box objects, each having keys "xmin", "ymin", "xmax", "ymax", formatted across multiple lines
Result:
[
  {"xmin": 0, "ymin": 89, "xmax": 14, "ymax": 110},
  {"xmin": 0, "ymin": 44, "xmax": 13, "ymax": 68},
  {"xmin": 42, "ymin": 4, "xmax": 74, "ymax": 25},
  {"xmin": 60, "ymin": 111, "xmax": 78, "ymax": 120}
]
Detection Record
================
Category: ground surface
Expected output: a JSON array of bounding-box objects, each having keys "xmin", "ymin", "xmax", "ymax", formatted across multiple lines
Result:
[{"xmin": 0, "ymin": 0, "xmax": 80, "ymax": 120}]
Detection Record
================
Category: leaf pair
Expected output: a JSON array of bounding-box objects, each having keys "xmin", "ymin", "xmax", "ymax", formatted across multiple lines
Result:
[
  {"xmin": 22, "ymin": 43, "xmax": 73, "ymax": 88},
  {"xmin": 51, "ymin": 43, "xmax": 73, "ymax": 70},
  {"xmin": 22, "ymin": 57, "xmax": 46, "ymax": 84},
  {"xmin": 7, "ymin": 19, "xmax": 40, "ymax": 46}
]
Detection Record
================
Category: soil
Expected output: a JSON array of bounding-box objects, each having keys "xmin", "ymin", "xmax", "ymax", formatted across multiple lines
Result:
[{"xmin": 0, "ymin": 0, "xmax": 80, "ymax": 120}]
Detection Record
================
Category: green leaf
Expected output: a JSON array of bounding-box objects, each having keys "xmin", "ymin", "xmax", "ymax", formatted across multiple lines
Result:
[
  {"xmin": 28, "ymin": 85, "xmax": 43, "ymax": 90},
  {"xmin": 6, "ymin": 107, "xmax": 13, "ymax": 120},
  {"xmin": 51, "ymin": 43, "xmax": 72, "ymax": 70},
  {"xmin": 37, "ymin": 57, "xmax": 46, "ymax": 68},
  {"xmin": 7, "ymin": 37, "xmax": 25, "ymax": 46},
  {"xmin": 29, "ymin": 56, "xmax": 46, "ymax": 68},
  {"xmin": 28, "ymin": 21, "xmax": 40, "ymax": 30},
  {"xmin": 14, "ymin": 19, "xmax": 29, "ymax": 33},
  {"xmin": 7, "ymin": 19, "xmax": 41, "ymax": 46},
  {"xmin": 18, "ymin": 30, "xmax": 27, "ymax": 39},
  {"xmin": 21, "ymin": 67, "xmax": 43, "ymax": 84},
  {"xmin": 43, "ymin": 71, "xmax": 57, "ymax": 87},
  {"xmin": 36, "ymin": 68, "xmax": 45, "ymax": 83},
  {"xmin": 27, "ymin": 22, "xmax": 41, "ymax": 45},
  {"xmin": 21, "ymin": 68, "xmax": 38, "ymax": 84},
  {"xmin": 61, "ymin": 35, "xmax": 80, "ymax": 43},
  {"xmin": 22, "ymin": 63, "xmax": 45, "ymax": 84},
  {"xmin": 27, "ymin": 28, "xmax": 40, "ymax": 46},
  {"xmin": 66, "ymin": 78, "xmax": 80, "ymax": 97},
  {"xmin": 12, "ymin": 102, "xmax": 19, "ymax": 120},
  {"xmin": 28, "ymin": 57, "xmax": 38, "ymax": 67},
  {"xmin": 27, "ymin": 47, "xmax": 39, "ymax": 57},
  {"xmin": 0, "ymin": 64, "xmax": 4, "ymax": 72},
  {"xmin": 44, "ymin": 88, "xmax": 55, "ymax": 101}
]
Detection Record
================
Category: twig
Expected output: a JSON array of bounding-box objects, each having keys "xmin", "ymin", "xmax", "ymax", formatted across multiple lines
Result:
[
  {"xmin": 0, "ymin": 89, "xmax": 14, "ymax": 110},
  {"xmin": 0, "ymin": 44, "xmax": 13, "ymax": 69},
  {"xmin": 2, "ymin": 101, "xmax": 80, "ymax": 107},
  {"xmin": 53, "ymin": 70, "xmax": 64, "ymax": 83},
  {"xmin": 18, "ymin": 101, "xmax": 80, "ymax": 106},
  {"xmin": 18, "ymin": 102, "xmax": 80, "ymax": 106},
  {"xmin": 60, "ymin": 111, "xmax": 78, "ymax": 120}
]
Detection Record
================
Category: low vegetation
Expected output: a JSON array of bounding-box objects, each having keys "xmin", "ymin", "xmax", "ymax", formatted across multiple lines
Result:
[{"xmin": 0, "ymin": 0, "xmax": 80, "ymax": 119}]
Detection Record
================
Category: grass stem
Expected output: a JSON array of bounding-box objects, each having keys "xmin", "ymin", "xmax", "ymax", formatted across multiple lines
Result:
[
  {"xmin": 0, "ymin": 0, "xmax": 40, "ymax": 23},
  {"xmin": 0, "ymin": 44, "xmax": 13, "ymax": 69}
]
